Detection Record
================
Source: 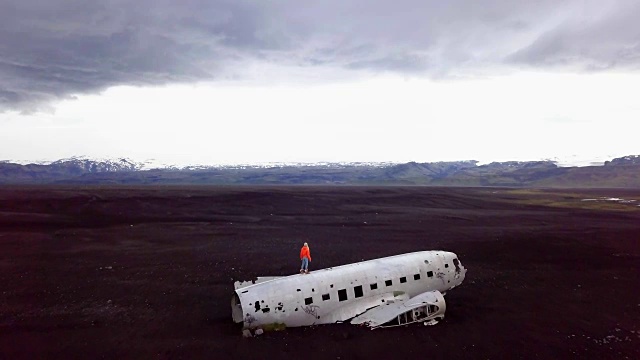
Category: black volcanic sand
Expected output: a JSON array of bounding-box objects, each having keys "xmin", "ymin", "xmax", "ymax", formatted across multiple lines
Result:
[{"xmin": 0, "ymin": 186, "xmax": 638, "ymax": 359}]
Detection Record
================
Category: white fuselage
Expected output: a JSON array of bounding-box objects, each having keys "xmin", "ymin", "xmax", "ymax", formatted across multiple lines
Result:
[{"xmin": 232, "ymin": 251, "xmax": 466, "ymax": 329}]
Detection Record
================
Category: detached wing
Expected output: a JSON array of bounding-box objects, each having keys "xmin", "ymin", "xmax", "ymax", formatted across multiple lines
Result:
[{"xmin": 350, "ymin": 290, "xmax": 446, "ymax": 328}]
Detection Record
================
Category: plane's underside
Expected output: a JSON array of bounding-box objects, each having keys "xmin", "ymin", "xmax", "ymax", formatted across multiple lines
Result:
[{"xmin": 231, "ymin": 251, "xmax": 466, "ymax": 331}]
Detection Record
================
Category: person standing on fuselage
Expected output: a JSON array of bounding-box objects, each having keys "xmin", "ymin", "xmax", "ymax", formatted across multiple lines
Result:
[{"xmin": 300, "ymin": 242, "xmax": 311, "ymax": 274}]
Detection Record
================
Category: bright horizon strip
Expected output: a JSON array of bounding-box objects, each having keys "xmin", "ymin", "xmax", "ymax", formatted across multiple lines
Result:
[{"xmin": 1, "ymin": 71, "xmax": 638, "ymax": 167}]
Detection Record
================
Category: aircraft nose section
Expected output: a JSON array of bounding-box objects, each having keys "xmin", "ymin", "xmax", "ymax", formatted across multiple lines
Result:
[
  {"xmin": 452, "ymin": 257, "xmax": 465, "ymax": 279},
  {"xmin": 451, "ymin": 256, "xmax": 467, "ymax": 287}
]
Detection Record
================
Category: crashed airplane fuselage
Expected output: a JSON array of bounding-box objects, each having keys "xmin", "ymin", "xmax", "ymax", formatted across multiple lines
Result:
[{"xmin": 232, "ymin": 251, "xmax": 466, "ymax": 329}]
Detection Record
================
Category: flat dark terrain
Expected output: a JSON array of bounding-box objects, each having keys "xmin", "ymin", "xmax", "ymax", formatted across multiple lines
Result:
[{"xmin": 0, "ymin": 186, "xmax": 638, "ymax": 359}]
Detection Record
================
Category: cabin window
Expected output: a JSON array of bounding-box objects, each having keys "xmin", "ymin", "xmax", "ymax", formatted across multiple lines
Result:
[
  {"xmin": 427, "ymin": 271, "xmax": 434, "ymax": 277},
  {"xmin": 338, "ymin": 289, "xmax": 348, "ymax": 301},
  {"xmin": 385, "ymin": 280, "xmax": 392, "ymax": 286},
  {"xmin": 414, "ymin": 274, "xmax": 420, "ymax": 280},
  {"xmin": 445, "ymin": 264, "xmax": 449, "ymax": 268},
  {"xmin": 322, "ymin": 293, "xmax": 330, "ymax": 301},
  {"xmin": 305, "ymin": 297, "xmax": 313, "ymax": 305},
  {"xmin": 370, "ymin": 283, "xmax": 378, "ymax": 290},
  {"xmin": 400, "ymin": 277, "xmax": 407, "ymax": 283},
  {"xmin": 354, "ymin": 285, "xmax": 363, "ymax": 298}
]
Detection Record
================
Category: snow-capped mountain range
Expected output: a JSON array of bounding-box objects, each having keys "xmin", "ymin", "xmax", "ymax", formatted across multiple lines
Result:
[
  {"xmin": 1, "ymin": 154, "xmax": 629, "ymax": 171},
  {"xmin": 1, "ymin": 156, "xmax": 401, "ymax": 171},
  {"xmin": 1, "ymin": 154, "xmax": 639, "ymax": 186}
]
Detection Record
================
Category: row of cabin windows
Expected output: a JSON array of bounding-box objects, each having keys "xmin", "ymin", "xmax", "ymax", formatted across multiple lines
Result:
[{"xmin": 304, "ymin": 271, "xmax": 435, "ymax": 305}]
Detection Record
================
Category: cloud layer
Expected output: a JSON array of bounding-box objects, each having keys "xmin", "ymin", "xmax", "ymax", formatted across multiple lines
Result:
[{"xmin": 1, "ymin": 0, "xmax": 639, "ymax": 111}]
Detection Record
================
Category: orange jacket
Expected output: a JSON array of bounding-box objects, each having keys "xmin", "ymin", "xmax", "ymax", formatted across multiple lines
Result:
[{"xmin": 300, "ymin": 246, "xmax": 311, "ymax": 261}]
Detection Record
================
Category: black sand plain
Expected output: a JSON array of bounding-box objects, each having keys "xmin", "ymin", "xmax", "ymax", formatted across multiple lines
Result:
[{"xmin": 0, "ymin": 186, "xmax": 638, "ymax": 359}]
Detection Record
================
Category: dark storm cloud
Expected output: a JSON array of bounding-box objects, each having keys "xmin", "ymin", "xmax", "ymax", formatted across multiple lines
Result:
[
  {"xmin": 507, "ymin": 1, "xmax": 640, "ymax": 71},
  {"xmin": 0, "ymin": 0, "xmax": 273, "ymax": 111},
  {"xmin": 1, "ymin": 0, "xmax": 638, "ymax": 111}
]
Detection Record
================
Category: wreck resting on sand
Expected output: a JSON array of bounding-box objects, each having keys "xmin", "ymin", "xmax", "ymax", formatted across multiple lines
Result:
[{"xmin": 232, "ymin": 251, "xmax": 466, "ymax": 330}]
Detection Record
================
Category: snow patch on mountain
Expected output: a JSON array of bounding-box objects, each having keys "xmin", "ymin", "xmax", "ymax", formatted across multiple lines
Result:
[{"xmin": 542, "ymin": 155, "xmax": 617, "ymax": 167}]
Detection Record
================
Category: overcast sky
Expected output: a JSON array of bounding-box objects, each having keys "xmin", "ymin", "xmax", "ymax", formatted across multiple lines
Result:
[{"xmin": 1, "ymin": 0, "xmax": 639, "ymax": 166}]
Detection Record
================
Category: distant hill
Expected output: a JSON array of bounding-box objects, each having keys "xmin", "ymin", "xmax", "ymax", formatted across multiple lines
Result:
[
  {"xmin": 604, "ymin": 155, "xmax": 640, "ymax": 166},
  {"xmin": 0, "ymin": 157, "xmax": 142, "ymax": 183},
  {"xmin": 1, "ymin": 155, "xmax": 639, "ymax": 187}
]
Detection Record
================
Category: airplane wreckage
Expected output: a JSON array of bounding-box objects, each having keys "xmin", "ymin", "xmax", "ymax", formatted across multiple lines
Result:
[{"xmin": 232, "ymin": 251, "xmax": 466, "ymax": 331}]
